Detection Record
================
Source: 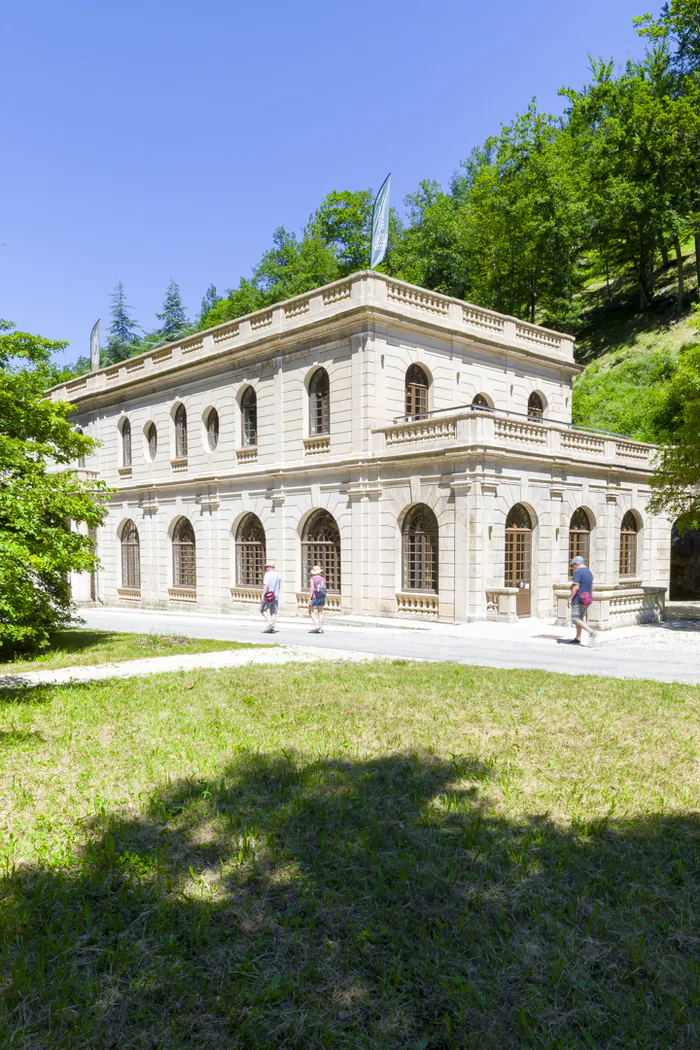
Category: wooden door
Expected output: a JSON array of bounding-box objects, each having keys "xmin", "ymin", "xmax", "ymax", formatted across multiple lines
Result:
[{"xmin": 505, "ymin": 505, "xmax": 533, "ymax": 617}]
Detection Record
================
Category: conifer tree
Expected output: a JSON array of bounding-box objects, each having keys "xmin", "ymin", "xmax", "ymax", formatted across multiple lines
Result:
[
  {"xmin": 156, "ymin": 279, "xmax": 190, "ymax": 341},
  {"xmin": 199, "ymin": 284, "xmax": 221, "ymax": 324},
  {"xmin": 104, "ymin": 280, "xmax": 141, "ymax": 364}
]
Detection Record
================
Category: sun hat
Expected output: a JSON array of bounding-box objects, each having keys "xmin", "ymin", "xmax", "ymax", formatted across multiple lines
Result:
[
  {"xmin": 570, "ymin": 555, "xmax": 585, "ymax": 567},
  {"xmin": 311, "ymin": 565, "xmax": 323, "ymax": 575},
  {"xmin": 265, "ymin": 560, "xmax": 275, "ymax": 569}
]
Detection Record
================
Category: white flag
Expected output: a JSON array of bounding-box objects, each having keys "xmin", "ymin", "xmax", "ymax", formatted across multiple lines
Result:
[
  {"xmin": 90, "ymin": 319, "xmax": 100, "ymax": 371},
  {"xmin": 370, "ymin": 174, "xmax": 391, "ymax": 269}
]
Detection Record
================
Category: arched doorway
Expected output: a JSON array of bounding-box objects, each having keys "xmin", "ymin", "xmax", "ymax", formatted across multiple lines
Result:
[
  {"xmin": 235, "ymin": 513, "xmax": 266, "ymax": 588},
  {"xmin": 505, "ymin": 504, "xmax": 533, "ymax": 617},
  {"xmin": 569, "ymin": 508, "xmax": 592, "ymax": 571},
  {"xmin": 670, "ymin": 521, "xmax": 700, "ymax": 599},
  {"xmin": 402, "ymin": 504, "xmax": 439, "ymax": 593},
  {"xmin": 301, "ymin": 510, "xmax": 341, "ymax": 593}
]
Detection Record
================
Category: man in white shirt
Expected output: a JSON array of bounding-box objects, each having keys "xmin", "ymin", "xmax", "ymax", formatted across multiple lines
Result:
[{"xmin": 260, "ymin": 561, "xmax": 281, "ymax": 633}]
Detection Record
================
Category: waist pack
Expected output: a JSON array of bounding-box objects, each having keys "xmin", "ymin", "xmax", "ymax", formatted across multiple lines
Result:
[
  {"xmin": 579, "ymin": 591, "xmax": 592, "ymax": 607},
  {"xmin": 264, "ymin": 591, "xmax": 277, "ymax": 603}
]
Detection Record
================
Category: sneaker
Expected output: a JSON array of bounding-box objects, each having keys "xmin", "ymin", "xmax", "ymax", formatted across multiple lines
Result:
[
  {"xmin": 588, "ymin": 632, "xmax": 598, "ymax": 647},
  {"xmin": 570, "ymin": 639, "xmax": 581, "ymax": 645}
]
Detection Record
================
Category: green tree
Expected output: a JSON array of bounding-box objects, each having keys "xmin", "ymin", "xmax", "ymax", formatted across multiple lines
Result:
[
  {"xmin": 199, "ymin": 283, "xmax": 221, "ymax": 323},
  {"xmin": 308, "ymin": 189, "xmax": 373, "ymax": 274},
  {"xmin": 390, "ymin": 180, "xmax": 466, "ymax": 296},
  {"xmin": 156, "ymin": 278, "xmax": 191, "ymax": 342},
  {"xmin": 649, "ymin": 332, "xmax": 700, "ymax": 528},
  {"xmin": 0, "ymin": 321, "xmax": 108, "ymax": 656},
  {"xmin": 451, "ymin": 105, "xmax": 585, "ymax": 325},
  {"xmin": 104, "ymin": 280, "xmax": 141, "ymax": 364},
  {"xmin": 635, "ymin": 0, "xmax": 700, "ymax": 78}
]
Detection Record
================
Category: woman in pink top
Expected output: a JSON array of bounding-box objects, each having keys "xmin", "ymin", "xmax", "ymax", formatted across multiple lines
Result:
[{"xmin": 308, "ymin": 564, "xmax": 327, "ymax": 633}]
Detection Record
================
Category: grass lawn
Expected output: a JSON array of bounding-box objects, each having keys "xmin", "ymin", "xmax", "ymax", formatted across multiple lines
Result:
[
  {"xmin": 2, "ymin": 628, "xmax": 259, "ymax": 672},
  {"xmin": 1, "ymin": 661, "xmax": 700, "ymax": 1048}
]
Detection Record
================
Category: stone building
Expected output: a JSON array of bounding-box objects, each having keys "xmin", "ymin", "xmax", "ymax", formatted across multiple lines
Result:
[{"xmin": 50, "ymin": 271, "xmax": 669, "ymax": 628}]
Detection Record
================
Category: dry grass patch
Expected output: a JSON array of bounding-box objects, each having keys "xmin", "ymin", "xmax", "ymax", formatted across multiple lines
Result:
[{"xmin": 2, "ymin": 628, "xmax": 259, "ymax": 672}]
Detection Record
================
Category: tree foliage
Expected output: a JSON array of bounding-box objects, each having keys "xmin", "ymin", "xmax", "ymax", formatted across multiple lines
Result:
[
  {"xmin": 649, "ymin": 323, "xmax": 700, "ymax": 526},
  {"xmin": 103, "ymin": 280, "xmax": 141, "ymax": 365},
  {"xmin": 0, "ymin": 322, "xmax": 109, "ymax": 656},
  {"xmin": 156, "ymin": 278, "xmax": 192, "ymax": 342}
]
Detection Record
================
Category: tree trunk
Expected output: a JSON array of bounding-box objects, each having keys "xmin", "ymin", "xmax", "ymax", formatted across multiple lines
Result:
[
  {"xmin": 695, "ymin": 232, "xmax": 700, "ymax": 292},
  {"xmin": 659, "ymin": 234, "xmax": 669, "ymax": 268},
  {"xmin": 674, "ymin": 235, "xmax": 685, "ymax": 317},
  {"xmin": 604, "ymin": 253, "xmax": 612, "ymax": 303}
]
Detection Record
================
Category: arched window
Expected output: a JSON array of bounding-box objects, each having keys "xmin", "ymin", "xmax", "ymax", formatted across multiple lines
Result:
[
  {"xmin": 505, "ymin": 504, "xmax": 533, "ymax": 617},
  {"xmin": 471, "ymin": 394, "xmax": 490, "ymax": 409},
  {"xmin": 309, "ymin": 368, "xmax": 330, "ymax": 436},
  {"xmin": 569, "ymin": 508, "xmax": 591, "ymax": 571},
  {"xmin": 147, "ymin": 422, "xmax": 158, "ymax": 460},
  {"xmin": 302, "ymin": 510, "xmax": 340, "ymax": 592},
  {"xmin": 527, "ymin": 392, "xmax": 544, "ymax": 419},
  {"xmin": 206, "ymin": 408, "xmax": 219, "ymax": 451},
  {"xmin": 236, "ymin": 513, "xmax": 266, "ymax": 587},
  {"xmin": 121, "ymin": 419, "xmax": 132, "ymax": 467},
  {"xmin": 405, "ymin": 364, "xmax": 429, "ymax": 419},
  {"xmin": 174, "ymin": 404, "xmax": 188, "ymax": 458},
  {"xmin": 241, "ymin": 387, "xmax": 258, "ymax": 447},
  {"xmin": 120, "ymin": 520, "xmax": 140, "ymax": 589},
  {"xmin": 620, "ymin": 511, "xmax": 639, "ymax": 577},
  {"xmin": 402, "ymin": 504, "xmax": 439, "ymax": 593},
  {"xmin": 172, "ymin": 518, "xmax": 196, "ymax": 589},
  {"xmin": 75, "ymin": 426, "xmax": 86, "ymax": 468}
]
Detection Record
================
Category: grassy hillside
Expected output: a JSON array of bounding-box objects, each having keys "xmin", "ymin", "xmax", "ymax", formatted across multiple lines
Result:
[{"xmin": 571, "ymin": 249, "xmax": 699, "ymax": 444}]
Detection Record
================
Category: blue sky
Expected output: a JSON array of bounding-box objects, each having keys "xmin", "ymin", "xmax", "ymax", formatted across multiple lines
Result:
[{"xmin": 1, "ymin": 0, "xmax": 646, "ymax": 363}]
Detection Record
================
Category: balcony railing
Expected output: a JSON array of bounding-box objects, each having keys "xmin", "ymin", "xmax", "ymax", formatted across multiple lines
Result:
[{"xmin": 377, "ymin": 407, "xmax": 655, "ymax": 468}]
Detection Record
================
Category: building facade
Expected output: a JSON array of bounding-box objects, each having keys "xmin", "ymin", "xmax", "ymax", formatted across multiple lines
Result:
[{"xmin": 51, "ymin": 272, "xmax": 670, "ymax": 628}]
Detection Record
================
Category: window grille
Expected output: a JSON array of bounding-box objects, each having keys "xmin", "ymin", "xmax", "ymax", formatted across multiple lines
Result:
[
  {"xmin": 302, "ymin": 510, "xmax": 340, "ymax": 592},
  {"xmin": 120, "ymin": 520, "xmax": 140, "ymax": 589},
  {"xmin": 405, "ymin": 365, "xmax": 429, "ymax": 419},
  {"xmin": 402, "ymin": 504, "xmax": 439, "ymax": 592},
  {"xmin": 505, "ymin": 504, "xmax": 533, "ymax": 588},
  {"xmin": 527, "ymin": 393, "xmax": 544, "ymax": 419},
  {"xmin": 241, "ymin": 387, "xmax": 258, "ymax": 446},
  {"xmin": 147, "ymin": 422, "xmax": 158, "ymax": 460},
  {"xmin": 235, "ymin": 514, "xmax": 266, "ymax": 587},
  {"xmin": 175, "ymin": 404, "xmax": 188, "ymax": 458},
  {"xmin": 620, "ymin": 511, "xmax": 638, "ymax": 577},
  {"xmin": 309, "ymin": 369, "xmax": 330, "ymax": 436},
  {"xmin": 471, "ymin": 394, "xmax": 489, "ymax": 409},
  {"xmin": 206, "ymin": 408, "xmax": 219, "ymax": 451},
  {"xmin": 172, "ymin": 518, "xmax": 196, "ymax": 588},
  {"xmin": 121, "ymin": 419, "xmax": 132, "ymax": 467},
  {"xmin": 568, "ymin": 508, "xmax": 591, "ymax": 573}
]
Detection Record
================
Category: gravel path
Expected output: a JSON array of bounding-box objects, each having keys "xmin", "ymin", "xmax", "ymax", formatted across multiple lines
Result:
[{"xmin": 0, "ymin": 644, "xmax": 374, "ymax": 691}]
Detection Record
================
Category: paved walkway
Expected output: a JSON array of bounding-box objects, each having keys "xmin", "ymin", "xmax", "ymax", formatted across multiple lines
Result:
[
  {"xmin": 66, "ymin": 605, "xmax": 700, "ymax": 686},
  {"xmin": 0, "ymin": 644, "xmax": 372, "ymax": 691}
]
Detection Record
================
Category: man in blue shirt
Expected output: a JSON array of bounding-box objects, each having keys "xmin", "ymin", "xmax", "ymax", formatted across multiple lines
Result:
[{"xmin": 568, "ymin": 555, "xmax": 597, "ymax": 646}]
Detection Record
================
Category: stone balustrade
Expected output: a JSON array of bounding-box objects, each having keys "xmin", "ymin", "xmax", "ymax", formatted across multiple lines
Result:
[
  {"xmin": 485, "ymin": 587, "xmax": 519, "ymax": 622},
  {"xmin": 396, "ymin": 592, "xmax": 439, "ymax": 618},
  {"xmin": 552, "ymin": 583, "xmax": 665, "ymax": 629},
  {"xmin": 295, "ymin": 591, "xmax": 342, "ymax": 612},
  {"xmin": 230, "ymin": 586, "xmax": 261, "ymax": 604},
  {"xmin": 168, "ymin": 587, "xmax": 197, "ymax": 603},
  {"xmin": 47, "ymin": 272, "xmax": 576, "ymax": 405},
  {"xmin": 377, "ymin": 411, "xmax": 654, "ymax": 472}
]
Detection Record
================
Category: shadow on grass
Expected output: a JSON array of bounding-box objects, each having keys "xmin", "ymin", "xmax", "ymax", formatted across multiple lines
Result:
[{"xmin": 2, "ymin": 752, "xmax": 700, "ymax": 1048}]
